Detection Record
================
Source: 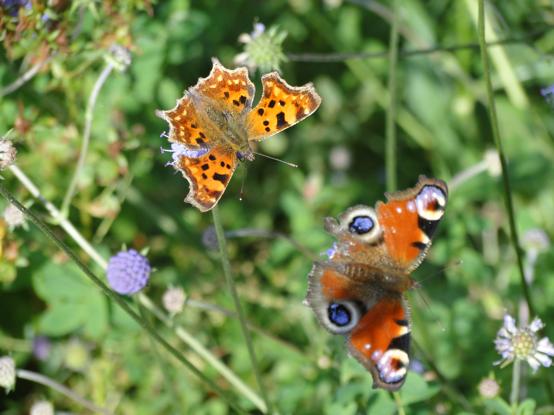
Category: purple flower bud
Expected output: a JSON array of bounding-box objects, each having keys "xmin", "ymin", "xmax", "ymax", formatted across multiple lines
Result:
[
  {"xmin": 32, "ymin": 336, "xmax": 52, "ymax": 361},
  {"xmin": 106, "ymin": 249, "xmax": 151, "ymax": 295}
]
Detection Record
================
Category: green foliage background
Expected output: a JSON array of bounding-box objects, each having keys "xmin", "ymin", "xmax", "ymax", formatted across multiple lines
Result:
[{"xmin": 1, "ymin": 0, "xmax": 554, "ymax": 414}]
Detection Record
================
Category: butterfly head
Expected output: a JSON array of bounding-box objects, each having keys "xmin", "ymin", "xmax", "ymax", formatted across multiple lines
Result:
[{"xmin": 236, "ymin": 150, "xmax": 255, "ymax": 162}]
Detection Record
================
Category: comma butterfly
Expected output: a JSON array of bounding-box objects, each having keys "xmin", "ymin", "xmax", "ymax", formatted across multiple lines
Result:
[
  {"xmin": 156, "ymin": 59, "xmax": 321, "ymax": 211},
  {"xmin": 306, "ymin": 176, "xmax": 448, "ymax": 390}
]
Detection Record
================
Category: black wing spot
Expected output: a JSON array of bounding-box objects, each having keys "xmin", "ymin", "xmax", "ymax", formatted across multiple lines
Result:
[
  {"xmin": 258, "ymin": 108, "xmax": 264, "ymax": 116},
  {"xmin": 232, "ymin": 100, "xmax": 240, "ymax": 106},
  {"xmin": 220, "ymin": 161, "xmax": 225, "ymax": 167},
  {"xmin": 279, "ymin": 100, "xmax": 285, "ymax": 106},
  {"xmin": 196, "ymin": 138, "xmax": 205, "ymax": 144},
  {"xmin": 212, "ymin": 173, "xmax": 229, "ymax": 183},
  {"xmin": 226, "ymin": 164, "xmax": 231, "ymax": 169},
  {"xmin": 201, "ymin": 164, "xmax": 209, "ymax": 171},
  {"xmin": 199, "ymin": 132, "xmax": 206, "ymax": 138},
  {"xmin": 201, "ymin": 173, "xmax": 208, "ymax": 180},
  {"xmin": 418, "ymin": 216, "xmax": 440, "ymax": 238},
  {"xmin": 191, "ymin": 124, "xmax": 197, "ymax": 129},
  {"xmin": 224, "ymin": 91, "xmax": 229, "ymax": 98},
  {"xmin": 268, "ymin": 100, "xmax": 276, "ymax": 108},
  {"xmin": 265, "ymin": 127, "xmax": 270, "ymax": 132},
  {"xmin": 388, "ymin": 333, "xmax": 410, "ymax": 354},
  {"xmin": 276, "ymin": 112, "xmax": 288, "ymax": 129},
  {"xmin": 209, "ymin": 155, "xmax": 216, "ymax": 161},
  {"xmin": 396, "ymin": 319, "xmax": 409, "ymax": 327},
  {"xmin": 411, "ymin": 241, "xmax": 427, "ymax": 251},
  {"xmin": 263, "ymin": 120, "xmax": 269, "ymax": 126},
  {"xmin": 239, "ymin": 95, "xmax": 247, "ymax": 104}
]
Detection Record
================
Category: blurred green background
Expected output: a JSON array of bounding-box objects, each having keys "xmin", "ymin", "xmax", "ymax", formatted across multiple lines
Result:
[{"xmin": 1, "ymin": 0, "xmax": 554, "ymax": 414}]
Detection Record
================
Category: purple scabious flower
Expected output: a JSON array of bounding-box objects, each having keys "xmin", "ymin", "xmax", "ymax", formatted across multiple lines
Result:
[
  {"xmin": 32, "ymin": 336, "xmax": 52, "ymax": 361},
  {"xmin": 106, "ymin": 249, "xmax": 151, "ymax": 295}
]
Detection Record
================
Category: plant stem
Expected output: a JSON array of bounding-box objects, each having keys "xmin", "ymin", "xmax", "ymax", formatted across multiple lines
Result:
[
  {"xmin": 392, "ymin": 392, "xmax": 406, "ymax": 415},
  {"xmin": 385, "ymin": 0, "xmax": 399, "ymax": 193},
  {"xmin": 0, "ymin": 184, "xmax": 245, "ymax": 414},
  {"xmin": 476, "ymin": 0, "xmax": 535, "ymax": 317},
  {"xmin": 17, "ymin": 369, "xmax": 111, "ymax": 414},
  {"xmin": 211, "ymin": 206, "xmax": 271, "ymax": 414},
  {"xmin": 61, "ymin": 61, "xmax": 114, "ymax": 217},
  {"xmin": 510, "ymin": 359, "xmax": 521, "ymax": 410},
  {"xmin": 9, "ymin": 164, "xmax": 264, "ymax": 411}
]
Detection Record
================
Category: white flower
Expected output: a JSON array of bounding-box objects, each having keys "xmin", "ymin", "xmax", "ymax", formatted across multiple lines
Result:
[
  {"xmin": 494, "ymin": 314, "xmax": 554, "ymax": 372},
  {"xmin": 478, "ymin": 377, "xmax": 500, "ymax": 398},
  {"xmin": 3, "ymin": 204, "xmax": 25, "ymax": 229},
  {"xmin": 0, "ymin": 137, "xmax": 16, "ymax": 170},
  {"xmin": 162, "ymin": 286, "xmax": 186, "ymax": 316},
  {"xmin": 30, "ymin": 401, "xmax": 54, "ymax": 415},
  {"xmin": 484, "ymin": 149, "xmax": 501, "ymax": 177},
  {"xmin": 0, "ymin": 356, "xmax": 16, "ymax": 392}
]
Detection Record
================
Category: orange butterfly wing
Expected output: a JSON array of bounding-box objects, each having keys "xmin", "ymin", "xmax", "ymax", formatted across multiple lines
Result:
[
  {"xmin": 175, "ymin": 146, "xmax": 238, "ymax": 212},
  {"xmin": 247, "ymin": 73, "xmax": 321, "ymax": 141}
]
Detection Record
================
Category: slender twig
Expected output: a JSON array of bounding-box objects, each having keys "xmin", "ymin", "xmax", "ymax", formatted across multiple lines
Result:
[
  {"xmin": 61, "ymin": 61, "xmax": 114, "ymax": 216},
  {"xmin": 392, "ymin": 392, "xmax": 406, "ymax": 415},
  {"xmin": 286, "ymin": 26, "xmax": 552, "ymax": 62},
  {"xmin": 0, "ymin": 56, "xmax": 53, "ymax": 97},
  {"xmin": 510, "ymin": 359, "xmax": 521, "ymax": 410},
  {"xmin": 8, "ymin": 164, "xmax": 264, "ymax": 412},
  {"xmin": 385, "ymin": 0, "xmax": 399, "ymax": 194},
  {"xmin": 0, "ymin": 184, "xmax": 245, "ymax": 414},
  {"xmin": 211, "ymin": 206, "xmax": 271, "ymax": 414},
  {"xmin": 476, "ymin": 0, "xmax": 535, "ymax": 316},
  {"xmin": 17, "ymin": 369, "xmax": 111, "ymax": 414}
]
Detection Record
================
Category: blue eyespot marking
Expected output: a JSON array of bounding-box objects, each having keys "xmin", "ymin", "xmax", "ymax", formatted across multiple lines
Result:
[
  {"xmin": 349, "ymin": 216, "xmax": 374, "ymax": 235},
  {"xmin": 328, "ymin": 303, "xmax": 351, "ymax": 327},
  {"xmin": 325, "ymin": 242, "xmax": 338, "ymax": 259},
  {"xmin": 236, "ymin": 152, "xmax": 245, "ymax": 161}
]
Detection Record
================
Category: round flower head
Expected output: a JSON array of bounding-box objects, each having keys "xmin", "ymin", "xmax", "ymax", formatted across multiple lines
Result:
[
  {"xmin": 0, "ymin": 138, "xmax": 16, "ymax": 170},
  {"xmin": 30, "ymin": 400, "xmax": 54, "ymax": 415},
  {"xmin": 478, "ymin": 377, "xmax": 500, "ymax": 398},
  {"xmin": 162, "ymin": 286, "xmax": 186, "ymax": 316},
  {"xmin": 0, "ymin": 356, "xmax": 16, "ymax": 392},
  {"xmin": 107, "ymin": 249, "xmax": 151, "ymax": 295},
  {"xmin": 234, "ymin": 23, "xmax": 288, "ymax": 73},
  {"xmin": 3, "ymin": 203, "xmax": 25, "ymax": 229},
  {"xmin": 494, "ymin": 314, "xmax": 554, "ymax": 372}
]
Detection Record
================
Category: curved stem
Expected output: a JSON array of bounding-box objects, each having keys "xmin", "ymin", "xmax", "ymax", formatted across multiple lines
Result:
[
  {"xmin": 385, "ymin": 0, "xmax": 399, "ymax": 193},
  {"xmin": 510, "ymin": 359, "xmax": 521, "ymax": 410},
  {"xmin": 211, "ymin": 206, "xmax": 271, "ymax": 414},
  {"xmin": 392, "ymin": 391, "xmax": 406, "ymax": 415},
  {"xmin": 61, "ymin": 62, "xmax": 114, "ymax": 217},
  {"xmin": 0, "ymin": 184, "xmax": 245, "ymax": 414},
  {"xmin": 17, "ymin": 369, "xmax": 111, "ymax": 414},
  {"xmin": 8, "ymin": 164, "xmax": 261, "ymax": 411},
  {"xmin": 476, "ymin": 0, "xmax": 535, "ymax": 316},
  {"xmin": 0, "ymin": 55, "xmax": 53, "ymax": 97}
]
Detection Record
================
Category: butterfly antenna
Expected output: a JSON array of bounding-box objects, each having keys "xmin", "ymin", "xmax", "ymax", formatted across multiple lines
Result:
[
  {"xmin": 239, "ymin": 164, "xmax": 248, "ymax": 201},
  {"xmin": 252, "ymin": 151, "xmax": 298, "ymax": 168},
  {"xmin": 412, "ymin": 286, "xmax": 447, "ymax": 333},
  {"xmin": 416, "ymin": 259, "xmax": 463, "ymax": 285}
]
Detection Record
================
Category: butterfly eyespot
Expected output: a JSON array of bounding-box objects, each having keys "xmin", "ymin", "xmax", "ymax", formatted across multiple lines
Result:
[
  {"xmin": 339, "ymin": 206, "xmax": 382, "ymax": 244},
  {"xmin": 349, "ymin": 216, "xmax": 374, "ymax": 235},
  {"xmin": 324, "ymin": 300, "xmax": 362, "ymax": 334}
]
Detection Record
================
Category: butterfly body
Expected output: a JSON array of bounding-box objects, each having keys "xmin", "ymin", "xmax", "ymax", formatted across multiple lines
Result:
[
  {"xmin": 157, "ymin": 59, "xmax": 321, "ymax": 211},
  {"xmin": 306, "ymin": 176, "xmax": 448, "ymax": 390}
]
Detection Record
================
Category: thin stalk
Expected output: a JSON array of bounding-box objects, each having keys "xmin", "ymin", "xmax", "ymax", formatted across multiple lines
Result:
[
  {"xmin": 61, "ymin": 61, "xmax": 114, "ymax": 217},
  {"xmin": 476, "ymin": 0, "xmax": 535, "ymax": 317},
  {"xmin": 392, "ymin": 392, "xmax": 406, "ymax": 415},
  {"xmin": 510, "ymin": 359, "xmax": 521, "ymax": 411},
  {"xmin": 17, "ymin": 369, "xmax": 111, "ymax": 414},
  {"xmin": 9, "ymin": 164, "xmax": 263, "ymax": 411},
  {"xmin": 385, "ymin": 0, "xmax": 399, "ymax": 193},
  {"xmin": 211, "ymin": 206, "xmax": 271, "ymax": 414},
  {"xmin": 0, "ymin": 55, "xmax": 53, "ymax": 97},
  {"xmin": 0, "ymin": 184, "xmax": 245, "ymax": 414}
]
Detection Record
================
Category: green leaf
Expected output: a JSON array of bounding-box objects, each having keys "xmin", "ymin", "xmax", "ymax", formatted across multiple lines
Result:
[
  {"xmin": 484, "ymin": 397, "xmax": 512, "ymax": 415},
  {"xmin": 516, "ymin": 399, "xmax": 536, "ymax": 415},
  {"xmin": 33, "ymin": 262, "xmax": 108, "ymax": 339}
]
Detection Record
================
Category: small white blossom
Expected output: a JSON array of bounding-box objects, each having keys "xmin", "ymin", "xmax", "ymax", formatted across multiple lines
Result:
[
  {"xmin": 162, "ymin": 286, "xmax": 186, "ymax": 316},
  {"xmin": 478, "ymin": 377, "xmax": 500, "ymax": 398},
  {"xmin": 494, "ymin": 314, "xmax": 554, "ymax": 372},
  {"xmin": 484, "ymin": 149, "xmax": 501, "ymax": 177},
  {"xmin": 3, "ymin": 204, "xmax": 25, "ymax": 229},
  {"xmin": 0, "ymin": 356, "xmax": 16, "ymax": 392},
  {"xmin": 30, "ymin": 401, "xmax": 54, "ymax": 415},
  {"xmin": 0, "ymin": 138, "xmax": 16, "ymax": 170},
  {"xmin": 522, "ymin": 229, "xmax": 550, "ymax": 255}
]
